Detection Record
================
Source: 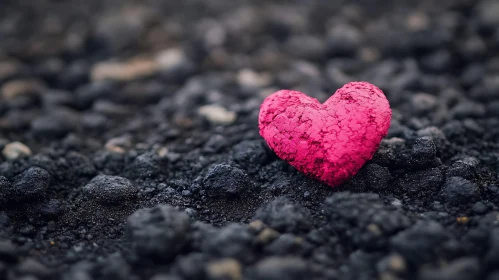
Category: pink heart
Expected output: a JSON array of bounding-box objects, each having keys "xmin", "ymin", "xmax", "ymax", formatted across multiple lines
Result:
[{"xmin": 258, "ymin": 81, "xmax": 392, "ymax": 187}]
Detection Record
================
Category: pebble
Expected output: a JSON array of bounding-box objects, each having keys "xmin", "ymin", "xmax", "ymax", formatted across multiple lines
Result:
[
  {"xmin": 198, "ymin": 105, "xmax": 236, "ymax": 125},
  {"xmin": 127, "ymin": 205, "xmax": 191, "ymax": 260},
  {"xmin": 390, "ymin": 220, "xmax": 450, "ymax": 264},
  {"xmin": 286, "ymin": 35, "xmax": 327, "ymax": 60},
  {"xmin": 471, "ymin": 76, "xmax": 499, "ymax": 101},
  {"xmin": 75, "ymin": 81, "xmax": 114, "ymax": 108},
  {"xmin": 357, "ymin": 163, "xmax": 392, "ymax": 191},
  {"xmin": 397, "ymin": 168, "xmax": 443, "ymax": 195},
  {"xmin": 446, "ymin": 158, "xmax": 478, "ymax": 180},
  {"xmin": 41, "ymin": 89, "xmax": 75, "ymax": 108},
  {"xmin": 126, "ymin": 153, "xmax": 160, "ymax": 179},
  {"xmin": 419, "ymin": 257, "xmax": 480, "ymax": 280},
  {"xmin": 1, "ymin": 79, "xmax": 44, "ymax": 100},
  {"xmin": 83, "ymin": 175, "xmax": 137, "ymax": 205},
  {"xmin": 105, "ymin": 135, "xmax": 132, "ymax": 154},
  {"xmin": 323, "ymin": 192, "xmax": 411, "ymax": 250},
  {"xmin": 249, "ymin": 257, "xmax": 309, "ymax": 280},
  {"xmin": 376, "ymin": 253, "xmax": 407, "ymax": 275},
  {"xmin": 31, "ymin": 109, "xmax": 80, "ymax": 137},
  {"xmin": 264, "ymin": 234, "xmax": 303, "ymax": 255},
  {"xmin": 410, "ymin": 136, "xmax": 437, "ymax": 168},
  {"xmin": 203, "ymin": 134, "xmax": 228, "ymax": 154},
  {"xmin": 442, "ymin": 120, "xmax": 466, "ymax": 139},
  {"xmin": 16, "ymin": 258, "xmax": 51, "ymax": 278},
  {"xmin": 155, "ymin": 48, "xmax": 194, "ymax": 81},
  {"xmin": 477, "ymin": 0, "xmax": 499, "ymax": 29},
  {"xmin": 155, "ymin": 48, "xmax": 188, "ymax": 71},
  {"xmin": 420, "ymin": 49, "xmax": 452, "ymax": 73},
  {"xmin": 0, "ymin": 240, "xmax": 17, "ymax": 263},
  {"xmin": 0, "ymin": 60, "xmax": 25, "ymax": 82},
  {"xmin": 170, "ymin": 253, "xmax": 208, "ymax": 280},
  {"xmin": 10, "ymin": 167, "xmax": 51, "ymax": 202},
  {"xmin": 326, "ymin": 23, "xmax": 362, "ymax": 56},
  {"xmin": 58, "ymin": 60, "xmax": 90, "ymax": 90},
  {"xmin": 82, "ymin": 113, "xmax": 108, "ymax": 130},
  {"xmin": 201, "ymin": 223, "xmax": 252, "ymax": 260},
  {"xmin": 254, "ymin": 197, "xmax": 312, "ymax": 234},
  {"xmin": 410, "ymin": 93, "xmax": 438, "ymax": 115},
  {"xmin": 439, "ymin": 177, "xmax": 480, "ymax": 205},
  {"xmin": 91, "ymin": 58, "xmax": 158, "ymax": 81},
  {"xmin": 461, "ymin": 64, "xmax": 485, "ymax": 88},
  {"xmin": 450, "ymin": 101, "xmax": 486, "ymax": 119},
  {"xmin": 416, "ymin": 127, "xmax": 448, "ymax": 153},
  {"xmin": 231, "ymin": 140, "xmax": 270, "ymax": 170},
  {"xmin": 472, "ymin": 201, "xmax": 488, "ymax": 214},
  {"xmin": 202, "ymin": 164, "xmax": 252, "ymax": 197},
  {"xmin": 256, "ymin": 228, "xmax": 280, "ymax": 245},
  {"xmin": 2, "ymin": 141, "xmax": 32, "ymax": 160},
  {"xmin": 237, "ymin": 69, "xmax": 272, "ymax": 89},
  {"xmin": 486, "ymin": 101, "xmax": 499, "ymax": 117},
  {"xmin": 206, "ymin": 258, "xmax": 242, "ymax": 280}
]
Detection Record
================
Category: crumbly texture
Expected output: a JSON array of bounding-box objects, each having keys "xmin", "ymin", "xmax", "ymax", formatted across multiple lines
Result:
[
  {"xmin": 259, "ymin": 82, "xmax": 391, "ymax": 186},
  {"xmin": 1, "ymin": 0, "xmax": 499, "ymax": 280}
]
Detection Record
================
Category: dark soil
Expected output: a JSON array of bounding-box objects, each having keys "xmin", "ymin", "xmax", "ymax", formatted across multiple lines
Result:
[{"xmin": 1, "ymin": 0, "xmax": 499, "ymax": 279}]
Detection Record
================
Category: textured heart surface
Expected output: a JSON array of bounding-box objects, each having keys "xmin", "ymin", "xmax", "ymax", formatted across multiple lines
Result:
[{"xmin": 259, "ymin": 81, "xmax": 392, "ymax": 187}]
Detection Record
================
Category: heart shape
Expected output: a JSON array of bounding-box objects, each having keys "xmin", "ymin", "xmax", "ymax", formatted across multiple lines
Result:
[{"xmin": 258, "ymin": 81, "xmax": 391, "ymax": 187}]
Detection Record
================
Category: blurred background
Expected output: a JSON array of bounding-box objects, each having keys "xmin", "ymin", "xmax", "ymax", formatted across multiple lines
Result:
[{"xmin": 0, "ymin": 0, "xmax": 498, "ymax": 147}]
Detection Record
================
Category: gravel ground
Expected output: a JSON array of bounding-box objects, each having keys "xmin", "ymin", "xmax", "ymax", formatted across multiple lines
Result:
[{"xmin": 1, "ymin": 0, "xmax": 499, "ymax": 279}]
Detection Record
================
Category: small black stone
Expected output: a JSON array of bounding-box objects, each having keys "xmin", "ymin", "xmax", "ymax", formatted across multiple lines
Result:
[
  {"xmin": 41, "ymin": 89, "xmax": 75, "ymax": 109},
  {"xmin": 450, "ymin": 102, "xmax": 486, "ymax": 119},
  {"xmin": 326, "ymin": 23, "xmax": 362, "ymax": 56},
  {"xmin": 264, "ymin": 234, "xmax": 303, "ymax": 256},
  {"xmin": 410, "ymin": 136, "xmax": 437, "ymax": 168},
  {"xmin": 202, "ymin": 164, "xmax": 252, "ymax": 197},
  {"xmin": 203, "ymin": 134, "xmax": 228, "ymax": 154},
  {"xmin": 10, "ymin": 167, "xmax": 51, "ymax": 202},
  {"xmin": 31, "ymin": 109, "xmax": 80, "ymax": 137},
  {"xmin": 126, "ymin": 152, "xmax": 161, "ymax": 179},
  {"xmin": 391, "ymin": 220, "xmax": 450, "ymax": 265},
  {"xmin": 127, "ymin": 205, "xmax": 191, "ymax": 260},
  {"xmin": 486, "ymin": 101, "xmax": 499, "ymax": 117},
  {"xmin": 75, "ymin": 81, "xmax": 114, "ymax": 108},
  {"xmin": 200, "ymin": 223, "xmax": 252, "ymax": 261},
  {"xmin": 254, "ymin": 197, "xmax": 312, "ymax": 234},
  {"xmin": 286, "ymin": 35, "xmax": 327, "ymax": 60},
  {"xmin": 170, "ymin": 253, "xmax": 208, "ymax": 280},
  {"xmin": 397, "ymin": 168, "xmax": 443, "ymax": 196},
  {"xmin": 16, "ymin": 258, "xmax": 51, "ymax": 278},
  {"xmin": 363, "ymin": 163, "xmax": 392, "ymax": 191},
  {"xmin": 231, "ymin": 140, "xmax": 270, "ymax": 170},
  {"xmin": 250, "ymin": 257, "xmax": 309, "ymax": 280},
  {"xmin": 446, "ymin": 158, "xmax": 478, "ymax": 180},
  {"xmin": 472, "ymin": 202, "xmax": 488, "ymax": 214},
  {"xmin": 420, "ymin": 49, "xmax": 452, "ymax": 73},
  {"xmin": 419, "ymin": 257, "xmax": 480, "ymax": 280},
  {"xmin": 439, "ymin": 177, "xmax": 480, "ymax": 206},
  {"xmin": 416, "ymin": 127, "xmax": 449, "ymax": 154},
  {"xmin": 83, "ymin": 175, "xmax": 137, "ymax": 205}
]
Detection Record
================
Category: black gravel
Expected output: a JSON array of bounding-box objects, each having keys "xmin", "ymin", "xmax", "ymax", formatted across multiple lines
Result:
[{"xmin": 1, "ymin": 0, "xmax": 499, "ymax": 279}]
